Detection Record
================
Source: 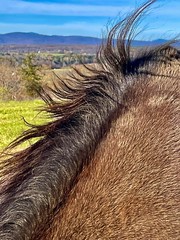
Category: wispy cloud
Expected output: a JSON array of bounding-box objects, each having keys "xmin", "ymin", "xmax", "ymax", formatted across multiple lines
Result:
[
  {"xmin": 0, "ymin": 0, "xmax": 131, "ymax": 16},
  {"xmin": 1, "ymin": 0, "xmax": 180, "ymax": 18},
  {"xmin": 0, "ymin": 0, "xmax": 179, "ymax": 38}
]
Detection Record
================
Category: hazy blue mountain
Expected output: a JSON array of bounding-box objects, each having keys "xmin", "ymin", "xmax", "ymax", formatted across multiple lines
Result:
[{"xmin": 0, "ymin": 32, "xmax": 179, "ymax": 47}]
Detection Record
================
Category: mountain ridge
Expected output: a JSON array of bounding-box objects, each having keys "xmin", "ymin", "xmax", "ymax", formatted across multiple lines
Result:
[{"xmin": 0, "ymin": 32, "xmax": 179, "ymax": 47}]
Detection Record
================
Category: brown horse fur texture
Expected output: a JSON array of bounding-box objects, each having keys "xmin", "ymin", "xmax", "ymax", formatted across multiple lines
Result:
[{"xmin": 0, "ymin": 1, "xmax": 179, "ymax": 239}]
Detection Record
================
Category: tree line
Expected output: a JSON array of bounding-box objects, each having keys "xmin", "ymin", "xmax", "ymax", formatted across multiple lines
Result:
[{"xmin": 0, "ymin": 53, "xmax": 96, "ymax": 100}]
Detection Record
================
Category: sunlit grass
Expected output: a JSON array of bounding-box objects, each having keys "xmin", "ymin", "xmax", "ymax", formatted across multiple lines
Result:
[{"xmin": 0, "ymin": 99, "xmax": 47, "ymax": 150}]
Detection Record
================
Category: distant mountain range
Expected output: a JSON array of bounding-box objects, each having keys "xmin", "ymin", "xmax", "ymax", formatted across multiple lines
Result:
[{"xmin": 0, "ymin": 32, "xmax": 179, "ymax": 47}]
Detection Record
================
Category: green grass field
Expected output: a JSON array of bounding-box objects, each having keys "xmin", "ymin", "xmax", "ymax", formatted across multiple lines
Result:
[{"xmin": 0, "ymin": 100, "xmax": 47, "ymax": 150}]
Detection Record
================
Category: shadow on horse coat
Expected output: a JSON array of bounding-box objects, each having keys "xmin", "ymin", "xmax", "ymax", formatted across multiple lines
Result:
[{"xmin": 0, "ymin": 1, "xmax": 179, "ymax": 239}]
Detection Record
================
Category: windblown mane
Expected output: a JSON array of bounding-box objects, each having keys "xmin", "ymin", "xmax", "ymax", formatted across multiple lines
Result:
[{"xmin": 0, "ymin": 0, "xmax": 179, "ymax": 239}]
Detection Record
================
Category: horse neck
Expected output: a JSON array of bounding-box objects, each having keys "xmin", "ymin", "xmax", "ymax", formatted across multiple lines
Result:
[
  {"xmin": 0, "ymin": 81, "xmax": 122, "ymax": 240},
  {"xmin": 41, "ymin": 73, "xmax": 180, "ymax": 239}
]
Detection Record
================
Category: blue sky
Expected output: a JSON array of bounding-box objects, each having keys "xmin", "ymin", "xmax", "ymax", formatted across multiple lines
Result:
[{"xmin": 0, "ymin": 0, "xmax": 179, "ymax": 40}]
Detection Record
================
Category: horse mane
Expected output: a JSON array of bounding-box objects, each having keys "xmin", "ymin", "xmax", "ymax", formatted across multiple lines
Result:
[{"xmin": 0, "ymin": 0, "xmax": 179, "ymax": 239}]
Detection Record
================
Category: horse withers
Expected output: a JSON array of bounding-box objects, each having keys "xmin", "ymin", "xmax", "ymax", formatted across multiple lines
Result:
[{"xmin": 0, "ymin": 1, "xmax": 179, "ymax": 239}]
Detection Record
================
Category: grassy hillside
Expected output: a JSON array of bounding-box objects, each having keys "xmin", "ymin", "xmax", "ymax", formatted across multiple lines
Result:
[{"xmin": 0, "ymin": 100, "xmax": 46, "ymax": 150}]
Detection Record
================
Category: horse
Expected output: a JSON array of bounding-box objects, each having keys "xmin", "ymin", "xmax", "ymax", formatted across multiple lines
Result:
[{"xmin": 0, "ymin": 1, "xmax": 179, "ymax": 239}]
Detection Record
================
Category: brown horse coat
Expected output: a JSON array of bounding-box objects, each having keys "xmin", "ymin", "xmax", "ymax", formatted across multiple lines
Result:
[{"xmin": 0, "ymin": 1, "xmax": 179, "ymax": 239}]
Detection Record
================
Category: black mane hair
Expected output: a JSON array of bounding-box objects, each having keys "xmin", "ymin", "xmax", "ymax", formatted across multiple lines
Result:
[{"xmin": 0, "ymin": 1, "xmax": 179, "ymax": 239}]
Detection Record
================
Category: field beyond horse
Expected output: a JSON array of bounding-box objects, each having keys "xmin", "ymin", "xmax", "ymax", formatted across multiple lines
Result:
[{"xmin": 0, "ymin": 100, "xmax": 45, "ymax": 150}]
